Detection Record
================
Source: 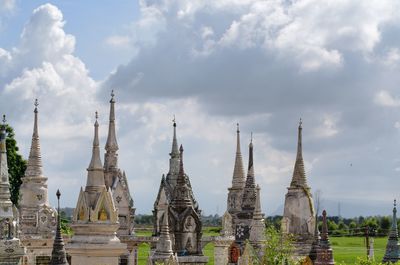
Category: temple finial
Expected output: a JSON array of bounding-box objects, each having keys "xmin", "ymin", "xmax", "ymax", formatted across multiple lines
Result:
[
  {"xmin": 34, "ymin": 98, "xmax": 39, "ymax": 113},
  {"xmin": 290, "ymin": 118, "xmax": 307, "ymax": 188},
  {"xmin": 56, "ymin": 189, "xmax": 61, "ymax": 212},
  {"xmin": 395, "ymin": 199, "xmax": 397, "ymax": 208},
  {"xmin": 111, "ymin": 90, "xmax": 115, "ymax": 98},
  {"xmin": 250, "ymin": 132, "xmax": 253, "ymax": 144},
  {"xmin": 2, "ymin": 115, "xmax": 5, "ymax": 125},
  {"xmin": 173, "ymin": 115, "xmax": 176, "ymax": 127},
  {"xmin": 231, "ymin": 123, "xmax": 245, "ymax": 189},
  {"xmin": 95, "ymin": 111, "xmax": 98, "ymax": 121}
]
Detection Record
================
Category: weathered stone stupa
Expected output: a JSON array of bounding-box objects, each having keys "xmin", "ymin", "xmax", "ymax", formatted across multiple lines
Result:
[
  {"xmin": 150, "ymin": 210, "xmax": 177, "ymax": 264},
  {"xmin": 314, "ymin": 210, "xmax": 334, "ymax": 265},
  {"xmin": 0, "ymin": 116, "xmax": 25, "ymax": 264},
  {"xmin": 226, "ymin": 124, "xmax": 246, "ymax": 225},
  {"xmin": 18, "ymin": 100, "xmax": 57, "ymax": 264},
  {"xmin": 383, "ymin": 200, "xmax": 400, "ymax": 263},
  {"xmin": 281, "ymin": 120, "xmax": 315, "ymax": 257},
  {"xmin": 168, "ymin": 145, "xmax": 208, "ymax": 265},
  {"xmin": 49, "ymin": 189, "xmax": 69, "ymax": 265},
  {"xmin": 153, "ymin": 120, "xmax": 199, "ymax": 237},
  {"xmin": 235, "ymin": 138, "xmax": 259, "ymax": 244},
  {"xmin": 248, "ymin": 185, "xmax": 265, "ymax": 247},
  {"xmin": 67, "ymin": 112, "xmax": 126, "ymax": 265},
  {"xmin": 103, "ymin": 91, "xmax": 135, "ymax": 237}
]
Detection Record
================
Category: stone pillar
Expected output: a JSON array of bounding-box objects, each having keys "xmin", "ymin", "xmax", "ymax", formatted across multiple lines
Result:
[
  {"xmin": 214, "ymin": 236, "xmax": 234, "ymax": 265},
  {"xmin": 128, "ymin": 245, "xmax": 138, "ymax": 265}
]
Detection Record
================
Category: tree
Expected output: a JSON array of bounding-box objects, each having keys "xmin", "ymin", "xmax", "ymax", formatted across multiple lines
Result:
[
  {"xmin": 260, "ymin": 226, "xmax": 295, "ymax": 265},
  {"xmin": 5, "ymin": 125, "xmax": 27, "ymax": 206}
]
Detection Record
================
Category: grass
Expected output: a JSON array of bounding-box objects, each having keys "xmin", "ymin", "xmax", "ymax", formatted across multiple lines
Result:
[
  {"xmin": 332, "ymin": 236, "xmax": 386, "ymax": 264},
  {"xmin": 135, "ymin": 227, "xmax": 389, "ymax": 265}
]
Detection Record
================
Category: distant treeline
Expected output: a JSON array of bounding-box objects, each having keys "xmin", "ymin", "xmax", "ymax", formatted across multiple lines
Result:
[
  {"xmin": 266, "ymin": 215, "xmax": 396, "ymax": 237},
  {"xmin": 62, "ymin": 210, "xmax": 396, "ymax": 237}
]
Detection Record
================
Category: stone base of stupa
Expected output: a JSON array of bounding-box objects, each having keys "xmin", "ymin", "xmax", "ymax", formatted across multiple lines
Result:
[
  {"xmin": 67, "ymin": 241, "xmax": 127, "ymax": 265},
  {"xmin": 291, "ymin": 236, "xmax": 314, "ymax": 259},
  {"xmin": 151, "ymin": 253, "xmax": 179, "ymax": 265},
  {"xmin": 20, "ymin": 237, "xmax": 54, "ymax": 265},
  {"xmin": 0, "ymin": 238, "xmax": 26, "ymax": 265}
]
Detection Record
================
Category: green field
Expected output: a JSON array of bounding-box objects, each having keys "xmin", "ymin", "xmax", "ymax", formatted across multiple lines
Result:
[
  {"xmin": 135, "ymin": 228, "xmax": 388, "ymax": 265},
  {"xmin": 332, "ymin": 236, "xmax": 386, "ymax": 264}
]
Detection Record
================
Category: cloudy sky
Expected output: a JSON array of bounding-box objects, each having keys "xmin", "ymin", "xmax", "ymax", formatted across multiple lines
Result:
[{"xmin": 1, "ymin": 0, "xmax": 400, "ymax": 217}]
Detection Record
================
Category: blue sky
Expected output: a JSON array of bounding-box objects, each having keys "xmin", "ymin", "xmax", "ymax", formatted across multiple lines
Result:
[{"xmin": 1, "ymin": 0, "xmax": 400, "ymax": 217}]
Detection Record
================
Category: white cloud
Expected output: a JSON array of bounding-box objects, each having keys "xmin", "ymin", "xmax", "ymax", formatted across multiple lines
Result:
[
  {"xmin": 0, "ymin": 4, "xmax": 99, "ymax": 208},
  {"xmin": 106, "ymin": 35, "xmax": 132, "ymax": 48},
  {"xmin": 375, "ymin": 90, "xmax": 400, "ymax": 107},
  {"xmin": 313, "ymin": 114, "xmax": 340, "ymax": 138},
  {"xmin": 0, "ymin": 0, "xmax": 15, "ymax": 12}
]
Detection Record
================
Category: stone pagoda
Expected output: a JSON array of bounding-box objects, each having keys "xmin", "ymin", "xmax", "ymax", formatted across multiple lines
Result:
[
  {"xmin": 235, "ymin": 137, "xmax": 260, "ymax": 245},
  {"xmin": 0, "ymin": 115, "xmax": 25, "ymax": 264},
  {"xmin": 150, "ymin": 210, "xmax": 177, "ymax": 265},
  {"xmin": 383, "ymin": 199, "xmax": 400, "ymax": 263},
  {"xmin": 168, "ymin": 145, "xmax": 208, "ymax": 265},
  {"xmin": 19, "ymin": 100, "xmax": 57, "ymax": 264},
  {"xmin": 103, "ymin": 91, "xmax": 135, "ymax": 237},
  {"xmin": 314, "ymin": 210, "xmax": 335, "ymax": 265},
  {"xmin": 67, "ymin": 112, "xmax": 126, "ymax": 265},
  {"xmin": 153, "ymin": 120, "xmax": 199, "ymax": 237},
  {"xmin": 248, "ymin": 185, "xmax": 265, "ymax": 248},
  {"xmin": 49, "ymin": 189, "xmax": 69, "ymax": 265},
  {"xmin": 226, "ymin": 124, "xmax": 246, "ymax": 226},
  {"xmin": 282, "ymin": 120, "xmax": 315, "ymax": 257}
]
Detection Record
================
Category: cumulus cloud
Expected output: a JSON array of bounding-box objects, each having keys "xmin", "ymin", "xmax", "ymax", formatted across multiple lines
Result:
[
  {"xmin": 101, "ymin": 0, "xmax": 400, "ymax": 215},
  {"xmin": 0, "ymin": 3, "xmax": 99, "ymax": 206},
  {"xmin": 375, "ymin": 90, "xmax": 400, "ymax": 107},
  {"xmin": 3, "ymin": 1, "xmax": 400, "ymax": 216}
]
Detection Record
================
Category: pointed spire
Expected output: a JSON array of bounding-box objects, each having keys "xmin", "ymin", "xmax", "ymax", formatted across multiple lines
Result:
[
  {"xmin": 0, "ymin": 115, "xmax": 6, "ymax": 152},
  {"xmin": 154, "ymin": 211, "xmax": 173, "ymax": 256},
  {"xmin": 171, "ymin": 145, "xmax": 191, "ymax": 208},
  {"xmin": 231, "ymin": 123, "xmax": 245, "ymax": 189},
  {"xmin": 383, "ymin": 199, "xmax": 400, "ymax": 263},
  {"xmin": 177, "ymin": 145, "xmax": 185, "ymax": 186},
  {"xmin": 50, "ymin": 190, "xmax": 69, "ymax": 265},
  {"xmin": 25, "ymin": 99, "xmax": 44, "ymax": 178},
  {"xmin": 249, "ymin": 185, "xmax": 266, "ymax": 244},
  {"xmin": 248, "ymin": 133, "xmax": 254, "ymax": 178},
  {"xmin": 320, "ymin": 210, "xmax": 328, "ymax": 241},
  {"xmin": 86, "ymin": 112, "xmax": 105, "ymax": 189},
  {"xmin": 241, "ymin": 137, "xmax": 257, "ymax": 212},
  {"xmin": 105, "ymin": 90, "xmax": 119, "ymax": 154},
  {"xmin": 171, "ymin": 115, "xmax": 179, "ymax": 158},
  {"xmin": 253, "ymin": 185, "xmax": 263, "ymax": 220},
  {"xmin": 392, "ymin": 200, "xmax": 398, "ymax": 233},
  {"xmin": 0, "ymin": 115, "xmax": 12, "ymax": 205},
  {"xmin": 290, "ymin": 118, "xmax": 308, "ymax": 188},
  {"xmin": 167, "ymin": 116, "xmax": 180, "ymax": 180},
  {"xmin": 314, "ymin": 210, "xmax": 335, "ymax": 265}
]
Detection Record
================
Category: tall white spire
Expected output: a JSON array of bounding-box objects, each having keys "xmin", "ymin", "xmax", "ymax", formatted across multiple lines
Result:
[
  {"xmin": 241, "ymin": 136, "xmax": 256, "ymax": 212},
  {"xmin": 0, "ymin": 115, "xmax": 12, "ymax": 206},
  {"xmin": 25, "ymin": 99, "xmax": 44, "ymax": 179},
  {"xmin": 104, "ymin": 90, "xmax": 119, "ymax": 169},
  {"xmin": 167, "ymin": 117, "xmax": 180, "ymax": 186},
  {"xmin": 86, "ymin": 112, "xmax": 105, "ymax": 190},
  {"xmin": 154, "ymin": 211, "xmax": 173, "ymax": 256},
  {"xmin": 232, "ymin": 123, "xmax": 245, "ymax": 188},
  {"xmin": 290, "ymin": 118, "xmax": 308, "ymax": 188}
]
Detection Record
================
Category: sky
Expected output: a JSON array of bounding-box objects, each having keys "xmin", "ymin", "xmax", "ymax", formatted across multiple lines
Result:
[{"xmin": 1, "ymin": 0, "xmax": 400, "ymax": 218}]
